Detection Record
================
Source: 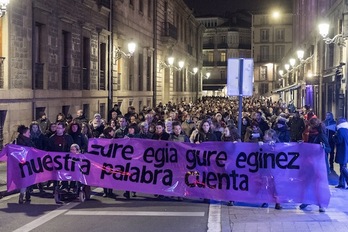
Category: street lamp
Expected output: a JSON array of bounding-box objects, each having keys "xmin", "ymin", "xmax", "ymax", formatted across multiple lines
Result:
[
  {"xmin": 115, "ymin": 41, "xmax": 136, "ymax": 61},
  {"xmin": 0, "ymin": 0, "xmax": 9, "ymax": 17},
  {"xmin": 318, "ymin": 22, "xmax": 347, "ymax": 118},
  {"xmin": 297, "ymin": 50, "xmax": 304, "ymax": 61}
]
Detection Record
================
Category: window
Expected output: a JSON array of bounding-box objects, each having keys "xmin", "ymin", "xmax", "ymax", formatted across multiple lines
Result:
[
  {"xmin": 129, "ymin": 0, "xmax": 134, "ymax": 8},
  {"xmin": 275, "ymin": 45, "xmax": 285, "ymax": 61},
  {"xmin": 82, "ymin": 37, "xmax": 90, "ymax": 90},
  {"xmin": 62, "ymin": 31, "xmax": 71, "ymax": 90},
  {"xmin": 260, "ymin": 46, "xmax": 269, "ymax": 61},
  {"xmin": 99, "ymin": 43, "xmax": 106, "ymax": 90},
  {"xmin": 146, "ymin": 56, "xmax": 151, "ymax": 91},
  {"xmin": 34, "ymin": 23, "xmax": 45, "ymax": 89},
  {"xmin": 220, "ymin": 52, "xmax": 226, "ymax": 62},
  {"xmin": 259, "ymin": 83, "xmax": 269, "ymax": 95},
  {"xmin": 260, "ymin": 29, "xmax": 269, "ymax": 42},
  {"xmin": 139, "ymin": 0, "xmax": 143, "ymax": 13},
  {"xmin": 208, "ymin": 52, "xmax": 214, "ymax": 62},
  {"xmin": 62, "ymin": 105, "xmax": 70, "ymax": 118},
  {"xmin": 275, "ymin": 28, "xmax": 285, "ymax": 42},
  {"xmin": 221, "ymin": 35, "xmax": 226, "ymax": 43},
  {"xmin": 83, "ymin": 104, "xmax": 90, "ymax": 121},
  {"xmin": 260, "ymin": 66, "xmax": 267, "ymax": 81},
  {"xmin": 99, "ymin": 103, "xmax": 106, "ymax": 119},
  {"xmin": 138, "ymin": 53, "xmax": 143, "ymax": 91},
  {"xmin": 129, "ymin": 57, "xmax": 134, "ymax": 91},
  {"xmin": 220, "ymin": 70, "xmax": 226, "ymax": 80},
  {"xmin": 147, "ymin": 0, "xmax": 152, "ymax": 18},
  {"xmin": 35, "ymin": 107, "xmax": 46, "ymax": 120}
]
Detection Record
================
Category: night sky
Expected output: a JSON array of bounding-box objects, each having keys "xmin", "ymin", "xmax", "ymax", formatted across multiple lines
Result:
[{"xmin": 184, "ymin": 0, "xmax": 293, "ymax": 16}]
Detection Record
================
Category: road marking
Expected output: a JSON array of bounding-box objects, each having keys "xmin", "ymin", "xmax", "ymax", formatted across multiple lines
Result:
[
  {"xmin": 12, "ymin": 202, "xmax": 80, "ymax": 232},
  {"xmin": 65, "ymin": 210, "xmax": 205, "ymax": 216},
  {"xmin": 12, "ymin": 187, "xmax": 104, "ymax": 232},
  {"xmin": 207, "ymin": 202, "xmax": 221, "ymax": 232}
]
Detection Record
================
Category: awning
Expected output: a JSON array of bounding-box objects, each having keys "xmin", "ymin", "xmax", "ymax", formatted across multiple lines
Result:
[{"xmin": 271, "ymin": 83, "xmax": 301, "ymax": 93}]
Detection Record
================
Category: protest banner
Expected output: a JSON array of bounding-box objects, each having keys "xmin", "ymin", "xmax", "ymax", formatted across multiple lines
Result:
[{"xmin": 0, "ymin": 138, "xmax": 330, "ymax": 206}]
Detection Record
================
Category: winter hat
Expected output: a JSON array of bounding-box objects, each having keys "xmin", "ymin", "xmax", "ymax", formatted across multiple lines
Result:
[{"xmin": 94, "ymin": 113, "xmax": 101, "ymax": 118}]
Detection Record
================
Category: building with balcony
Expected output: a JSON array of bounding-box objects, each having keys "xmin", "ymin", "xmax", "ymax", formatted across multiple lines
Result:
[
  {"xmin": 294, "ymin": 0, "xmax": 348, "ymax": 119},
  {"xmin": 197, "ymin": 14, "xmax": 251, "ymax": 96},
  {"xmin": 252, "ymin": 12, "xmax": 293, "ymax": 98},
  {"xmin": 0, "ymin": 0, "xmax": 203, "ymax": 147}
]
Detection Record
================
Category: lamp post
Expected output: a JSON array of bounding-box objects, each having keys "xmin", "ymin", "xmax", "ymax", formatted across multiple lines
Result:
[
  {"xmin": 318, "ymin": 22, "xmax": 347, "ymax": 118},
  {"xmin": 0, "ymin": 0, "xmax": 9, "ymax": 17}
]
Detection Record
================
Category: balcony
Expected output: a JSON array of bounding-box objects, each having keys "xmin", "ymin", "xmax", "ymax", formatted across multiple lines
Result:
[
  {"xmin": 255, "ymin": 55, "xmax": 277, "ymax": 63},
  {"xmin": 161, "ymin": 22, "xmax": 177, "ymax": 45},
  {"xmin": 217, "ymin": 43, "xmax": 228, "ymax": 49},
  {"xmin": 203, "ymin": 43, "xmax": 214, "ymax": 49},
  {"xmin": 216, "ymin": 61, "xmax": 227, "ymax": 66},
  {"xmin": 203, "ymin": 61, "xmax": 214, "ymax": 66}
]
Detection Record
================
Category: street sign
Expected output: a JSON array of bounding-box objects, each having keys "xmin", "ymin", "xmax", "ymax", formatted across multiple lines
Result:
[{"xmin": 227, "ymin": 58, "xmax": 254, "ymax": 96}]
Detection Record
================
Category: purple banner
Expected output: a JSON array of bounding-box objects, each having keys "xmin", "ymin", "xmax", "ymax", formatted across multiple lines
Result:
[{"xmin": 0, "ymin": 138, "xmax": 330, "ymax": 206}]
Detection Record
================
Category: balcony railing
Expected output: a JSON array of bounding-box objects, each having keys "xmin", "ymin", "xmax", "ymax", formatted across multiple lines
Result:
[
  {"xmin": 62, "ymin": 66, "xmax": 69, "ymax": 90},
  {"xmin": 217, "ymin": 43, "xmax": 228, "ymax": 49},
  {"xmin": 35, "ymin": 63, "xmax": 44, "ymax": 89},
  {"xmin": 203, "ymin": 61, "xmax": 214, "ymax": 66},
  {"xmin": 216, "ymin": 61, "xmax": 227, "ymax": 66},
  {"xmin": 256, "ymin": 55, "xmax": 278, "ymax": 63},
  {"xmin": 203, "ymin": 43, "xmax": 214, "ymax": 49},
  {"xmin": 161, "ymin": 22, "xmax": 178, "ymax": 40}
]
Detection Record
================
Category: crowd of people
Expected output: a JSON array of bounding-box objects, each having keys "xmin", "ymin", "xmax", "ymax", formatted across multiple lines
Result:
[{"xmin": 12, "ymin": 96, "xmax": 348, "ymax": 212}]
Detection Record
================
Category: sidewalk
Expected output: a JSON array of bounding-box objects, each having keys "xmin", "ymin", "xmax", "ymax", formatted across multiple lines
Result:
[
  {"xmin": 221, "ymin": 168, "xmax": 348, "ymax": 232},
  {"xmin": 0, "ymin": 161, "xmax": 11, "ymax": 198}
]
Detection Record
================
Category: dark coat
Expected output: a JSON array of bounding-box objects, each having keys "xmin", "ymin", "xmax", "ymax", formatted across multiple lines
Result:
[
  {"xmin": 152, "ymin": 131, "xmax": 170, "ymax": 140},
  {"xmin": 47, "ymin": 134, "xmax": 74, "ymax": 152},
  {"xmin": 333, "ymin": 122, "xmax": 348, "ymax": 164},
  {"xmin": 194, "ymin": 131, "xmax": 217, "ymax": 143},
  {"xmin": 288, "ymin": 116, "xmax": 305, "ymax": 141},
  {"xmin": 308, "ymin": 129, "xmax": 331, "ymax": 154},
  {"xmin": 14, "ymin": 134, "xmax": 34, "ymax": 147}
]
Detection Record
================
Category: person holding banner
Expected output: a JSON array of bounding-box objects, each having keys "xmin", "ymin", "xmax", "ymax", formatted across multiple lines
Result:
[
  {"xmin": 99, "ymin": 126, "xmax": 116, "ymax": 198},
  {"xmin": 300, "ymin": 117, "xmax": 330, "ymax": 213},
  {"xmin": 244, "ymin": 120, "xmax": 263, "ymax": 143},
  {"xmin": 194, "ymin": 119, "xmax": 217, "ymax": 144},
  {"xmin": 332, "ymin": 117, "xmax": 348, "ymax": 189},
  {"xmin": 47, "ymin": 122, "xmax": 74, "ymax": 203},
  {"xmin": 13, "ymin": 125, "xmax": 34, "ymax": 204},
  {"xmin": 259, "ymin": 129, "xmax": 282, "ymax": 210}
]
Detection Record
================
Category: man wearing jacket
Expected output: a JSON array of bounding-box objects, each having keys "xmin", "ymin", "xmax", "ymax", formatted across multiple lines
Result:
[{"xmin": 333, "ymin": 117, "xmax": 348, "ymax": 189}]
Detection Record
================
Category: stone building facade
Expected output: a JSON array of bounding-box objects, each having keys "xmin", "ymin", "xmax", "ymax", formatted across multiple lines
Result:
[{"xmin": 0, "ymin": 0, "xmax": 203, "ymax": 146}]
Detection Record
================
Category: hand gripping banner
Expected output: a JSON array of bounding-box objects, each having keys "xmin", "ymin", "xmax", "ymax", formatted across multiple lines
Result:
[{"xmin": 0, "ymin": 138, "xmax": 330, "ymax": 207}]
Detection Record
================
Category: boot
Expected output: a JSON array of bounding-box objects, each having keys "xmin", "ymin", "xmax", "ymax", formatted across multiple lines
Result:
[
  {"xmin": 25, "ymin": 189, "xmax": 31, "ymax": 202},
  {"xmin": 123, "ymin": 191, "xmax": 130, "ymax": 200},
  {"xmin": 18, "ymin": 193, "xmax": 24, "ymax": 204}
]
